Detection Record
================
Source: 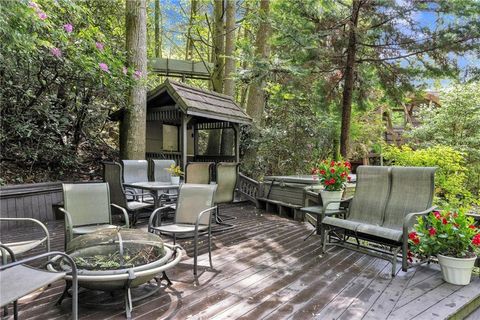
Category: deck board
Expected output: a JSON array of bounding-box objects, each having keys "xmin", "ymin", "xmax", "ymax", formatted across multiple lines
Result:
[{"xmin": 1, "ymin": 202, "xmax": 479, "ymax": 320}]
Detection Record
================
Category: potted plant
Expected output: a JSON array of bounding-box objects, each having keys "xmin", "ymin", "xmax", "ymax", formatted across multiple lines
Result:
[
  {"xmin": 312, "ymin": 160, "xmax": 351, "ymax": 210},
  {"xmin": 166, "ymin": 164, "xmax": 183, "ymax": 185},
  {"xmin": 409, "ymin": 209, "xmax": 480, "ymax": 285}
]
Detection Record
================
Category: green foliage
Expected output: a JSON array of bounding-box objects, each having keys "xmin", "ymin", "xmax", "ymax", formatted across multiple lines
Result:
[
  {"xmin": 0, "ymin": 0, "xmax": 131, "ymax": 183},
  {"xmin": 382, "ymin": 145, "xmax": 475, "ymax": 208},
  {"xmin": 409, "ymin": 209, "xmax": 479, "ymax": 258},
  {"xmin": 409, "ymin": 81, "xmax": 480, "ymax": 195}
]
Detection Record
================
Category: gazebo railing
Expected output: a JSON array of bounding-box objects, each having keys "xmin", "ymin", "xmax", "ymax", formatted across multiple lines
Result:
[{"xmin": 237, "ymin": 173, "xmax": 260, "ymax": 206}]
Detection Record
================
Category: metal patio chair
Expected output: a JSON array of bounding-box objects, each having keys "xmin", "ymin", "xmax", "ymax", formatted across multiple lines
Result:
[
  {"xmin": 60, "ymin": 183, "xmax": 130, "ymax": 247},
  {"xmin": 213, "ymin": 162, "xmax": 240, "ymax": 229},
  {"xmin": 103, "ymin": 162, "xmax": 154, "ymax": 225},
  {"xmin": 121, "ymin": 160, "xmax": 152, "ymax": 202},
  {"xmin": 152, "ymin": 159, "xmax": 178, "ymax": 206},
  {"xmin": 148, "ymin": 184, "xmax": 217, "ymax": 277},
  {"xmin": 185, "ymin": 162, "xmax": 214, "ymax": 184},
  {"xmin": 0, "ymin": 218, "xmax": 50, "ymax": 258},
  {"xmin": 0, "ymin": 244, "xmax": 78, "ymax": 320}
]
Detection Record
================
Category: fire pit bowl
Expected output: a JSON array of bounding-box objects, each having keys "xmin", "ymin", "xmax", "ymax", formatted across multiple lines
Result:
[{"xmin": 48, "ymin": 228, "xmax": 182, "ymax": 318}]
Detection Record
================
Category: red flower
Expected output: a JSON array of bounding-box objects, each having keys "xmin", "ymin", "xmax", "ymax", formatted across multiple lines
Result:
[
  {"xmin": 319, "ymin": 169, "xmax": 326, "ymax": 175},
  {"xmin": 329, "ymin": 178, "xmax": 335, "ymax": 184},
  {"xmin": 469, "ymin": 225, "xmax": 476, "ymax": 229},
  {"xmin": 324, "ymin": 180, "xmax": 330, "ymax": 186},
  {"xmin": 330, "ymin": 161, "xmax": 335, "ymax": 167},
  {"xmin": 311, "ymin": 168, "xmax": 318, "ymax": 174},
  {"xmin": 442, "ymin": 218, "xmax": 448, "ymax": 225},
  {"xmin": 429, "ymin": 227, "xmax": 436, "ymax": 236},
  {"xmin": 340, "ymin": 172, "xmax": 347, "ymax": 178},
  {"xmin": 407, "ymin": 250, "xmax": 414, "ymax": 263},
  {"xmin": 330, "ymin": 168, "xmax": 336, "ymax": 174},
  {"xmin": 433, "ymin": 211, "xmax": 441, "ymax": 219},
  {"xmin": 347, "ymin": 176, "xmax": 351, "ymax": 182},
  {"xmin": 472, "ymin": 234, "xmax": 480, "ymax": 246},
  {"xmin": 408, "ymin": 232, "xmax": 420, "ymax": 244}
]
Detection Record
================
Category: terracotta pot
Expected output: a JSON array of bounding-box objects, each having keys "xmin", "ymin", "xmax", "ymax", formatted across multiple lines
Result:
[
  {"xmin": 437, "ymin": 254, "xmax": 477, "ymax": 285},
  {"xmin": 320, "ymin": 190, "xmax": 343, "ymax": 210}
]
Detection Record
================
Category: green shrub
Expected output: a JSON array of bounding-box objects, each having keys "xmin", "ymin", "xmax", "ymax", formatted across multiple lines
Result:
[{"xmin": 382, "ymin": 145, "xmax": 475, "ymax": 209}]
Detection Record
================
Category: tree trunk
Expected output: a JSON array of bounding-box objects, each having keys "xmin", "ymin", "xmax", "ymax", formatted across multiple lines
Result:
[
  {"xmin": 339, "ymin": 0, "xmax": 361, "ymax": 159},
  {"xmin": 245, "ymin": 0, "xmax": 270, "ymax": 125},
  {"xmin": 185, "ymin": 0, "xmax": 197, "ymax": 60},
  {"xmin": 121, "ymin": 0, "xmax": 147, "ymax": 159},
  {"xmin": 206, "ymin": 0, "xmax": 225, "ymax": 155},
  {"xmin": 154, "ymin": 0, "xmax": 161, "ymax": 58},
  {"xmin": 221, "ymin": 0, "xmax": 236, "ymax": 155}
]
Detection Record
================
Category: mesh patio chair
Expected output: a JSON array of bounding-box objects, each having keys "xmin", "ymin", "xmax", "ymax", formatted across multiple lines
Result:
[
  {"xmin": 0, "ymin": 218, "xmax": 50, "ymax": 258},
  {"xmin": 148, "ymin": 184, "xmax": 217, "ymax": 277},
  {"xmin": 185, "ymin": 162, "xmax": 214, "ymax": 184},
  {"xmin": 103, "ymin": 162, "xmax": 154, "ymax": 225},
  {"xmin": 152, "ymin": 159, "xmax": 178, "ymax": 206},
  {"xmin": 0, "ymin": 244, "xmax": 78, "ymax": 320},
  {"xmin": 60, "ymin": 183, "xmax": 130, "ymax": 247},
  {"xmin": 121, "ymin": 160, "xmax": 152, "ymax": 202},
  {"xmin": 213, "ymin": 162, "xmax": 240, "ymax": 228}
]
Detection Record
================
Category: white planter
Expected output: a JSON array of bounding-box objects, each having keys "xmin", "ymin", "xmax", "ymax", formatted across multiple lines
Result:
[
  {"xmin": 437, "ymin": 254, "xmax": 477, "ymax": 285},
  {"xmin": 170, "ymin": 176, "xmax": 180, "ymax": 185},
  {"xmin": 320, "ymin": 190, "xmax": 343, "ymax": 210}
]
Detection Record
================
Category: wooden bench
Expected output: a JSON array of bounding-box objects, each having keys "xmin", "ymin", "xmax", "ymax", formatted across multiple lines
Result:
[{"xmin": 257, "ymin": 197, "xmax": 304, "ymax": 221}]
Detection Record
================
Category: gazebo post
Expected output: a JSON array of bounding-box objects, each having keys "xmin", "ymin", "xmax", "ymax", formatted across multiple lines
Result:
[
  {"xmin": 181, "ymin": 115, "xmax": 192, "ymax": 171},
  {"xmin": 233, "ymin": 123, "xmax": 240, "ymax": 163},
  {"xmin": 193, "ymin": 123, "xmax": 199, "ymax": 161}
]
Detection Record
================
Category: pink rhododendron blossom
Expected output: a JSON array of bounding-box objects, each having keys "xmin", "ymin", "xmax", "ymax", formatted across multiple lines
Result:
[
  {"xmin": 133, "ymin": 70, "xmax": 142, "ymax": 79},
  {"xmin": 99, "ymin": 63, "xmax": 109, "ymax": 73},
  {"xmin": 29, "ymin": 1, "xmax": 39, "ymax": 9},
  {"xmin": 50, "ymin": 47, "xmax": 62, "ymax": 58},
  {"xmin": 95, "ymin": 42, "xmax": 104, "ymax": 51},
  {"xmin": 37, "ymin": 11, "xmax": 47, "ymax": 20},
  {"xmin": 63, "ymin": 23, "xmax": 73, "ymax": 33}
]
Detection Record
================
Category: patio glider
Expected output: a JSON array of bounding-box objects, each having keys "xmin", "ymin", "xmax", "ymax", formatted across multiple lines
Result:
[
  {"xmin": 185, "ymin": 162, "xmax": 214, "ymax": 184},
  {"xmin": 0, "ymin": 244, "xmax": 78, "ymax": 320},
  {"xmin": 0, "ymin": 218, "xmax": 50, "ymax": 259},
  {"xmin": 148, "ymin": 184, "xmax": 217, "ymax": 277},
  {"xmin": 103, "ymin": 162, "xmax": 154, "ymax": 225},
  {"xmin": 321, "ymin": 166, "xmax": 437, "ymax": 276},
  {"xmin": 60, "ymin": 183, "xmax": 130, "ymax": 247}
]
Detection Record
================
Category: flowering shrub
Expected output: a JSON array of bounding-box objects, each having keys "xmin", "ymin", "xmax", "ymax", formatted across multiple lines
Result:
[
  {"xmin": 166, "ymin": 164, "xmax": 184, "ymax": 177},
  {"xmin": 409, "ymin": 209, "xmax": 480, "ymax": 259},
  {"xmin": 311, "ymin": 160, "xmax": 351, "ymax": 191}
]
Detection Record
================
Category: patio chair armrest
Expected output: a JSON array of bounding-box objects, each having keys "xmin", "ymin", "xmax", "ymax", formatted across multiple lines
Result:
[
  {"xmin": 0, "ymin": 218, "xmax": 50, "ymax": 252},
  {"xmin": 195, "ymin": 206, "xmax": 217, "ymax": 228},
  {"xmin": 322, "ymin": 196, "xmax": 353, "ymax": 213},
  {"xmin": 148, "ymin": 206, "xmax": 172, "ymax": 230},
  {"xmin": 0, "ymin": 244, "xmax": 16, "ymax": 263},
  {"xmin": 110, "ymin": 204, "xmax": 130, "ymax": 228},
  {"xmin": 58, "ymin": 208, "xmax": 74, "ymax": 243},
  {"xmin": 402, "ymin": 206, "xmax": 438, "ymax": 242}
]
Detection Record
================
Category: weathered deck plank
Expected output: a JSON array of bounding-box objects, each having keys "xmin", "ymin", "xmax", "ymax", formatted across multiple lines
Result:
[{"xmin": 1, "ymin": 202, "xmax": 479, "ymax": 320}]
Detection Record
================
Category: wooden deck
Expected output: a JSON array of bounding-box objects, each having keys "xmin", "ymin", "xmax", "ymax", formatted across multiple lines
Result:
[{"xmin": 1, "ymin": 202, "xmax": 479, "ymax": 320}]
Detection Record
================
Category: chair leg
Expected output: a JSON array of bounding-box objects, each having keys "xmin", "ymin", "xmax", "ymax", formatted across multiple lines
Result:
[
  {"xmin": 173, "ymin": 234, "xmax": 176, "ymax": 245},
  {"xmin": 13, "ymin": 301, "xmax": 18, "ymax": 320},
  {"xmin": 321, "ymin": 228, "xmax": 328, "ymax": 254},
  {"xmin": 304, "ymin": 229, "xmax": 316, "ymax": 241},
  {"xmin": 208, "ymin": 228, "xmax": 213, "ymax": 269},
  {"xmin": 193, "ymin": 230, "xmax": 199, "ymax": 276}
]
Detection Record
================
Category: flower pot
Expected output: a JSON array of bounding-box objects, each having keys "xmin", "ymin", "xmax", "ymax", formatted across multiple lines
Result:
[
  {"xmin": 437, "ymin": 254, "xmax": 477, "ymax": 285},
  {"xmin": 320, "ymin": 190, "xmax": 343, "ymax": 210},
  {"xmin": 170, "ymin": 176, "xmax": 180, "ymax": 185}
]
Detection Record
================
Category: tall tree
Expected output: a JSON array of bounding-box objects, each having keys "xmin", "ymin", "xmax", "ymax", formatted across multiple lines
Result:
[
  {"xmin": 185, "ymin": 0, "xmax": 198, "ymax": 60},
  {"xmin": 121, "ymin": 0, "xmax": 147, "ymax": 159},
  {"xmin": 245, "ymin": 0, "xmax": 270, "ymax": 125},
  {"xmin": 154, "ymin": 0, "xmax": 161, "ymax": 57},
  {"xmin": 339, "ymin": 0, "xmax": 361, "ymax": 158},
  {"xmin": 221, "ymin": 0, "xmax": 237, "ymax": 155},
  {"xmin": 206, "ymin": 0, "xmax": 225, "ymax": 155}
]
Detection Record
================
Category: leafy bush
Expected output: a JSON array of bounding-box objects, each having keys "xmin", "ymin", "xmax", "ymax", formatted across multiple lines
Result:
[
  {"xmin": 0, "ymin": 0, "xmax": 131, "ymax": 184},
  {"xmin": 382, "ymin": 145, "xmax": 475, "ymax": 208}
]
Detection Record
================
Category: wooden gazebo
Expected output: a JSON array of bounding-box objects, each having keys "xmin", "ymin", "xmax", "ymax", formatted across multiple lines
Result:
[{"xmin": 112, "ymin": 79, "xmax": 252, "ymax": 169}]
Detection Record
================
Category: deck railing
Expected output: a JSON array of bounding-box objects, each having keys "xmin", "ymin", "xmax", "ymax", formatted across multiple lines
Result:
[{"xmin": 237, "ymin": 173, "xmax": 260, "ymax": 206}]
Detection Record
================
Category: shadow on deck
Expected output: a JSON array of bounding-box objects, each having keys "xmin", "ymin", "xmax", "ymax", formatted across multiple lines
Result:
[{"xmin": 1, "ymin": 202, "xmax": 479, "ymax": 319}]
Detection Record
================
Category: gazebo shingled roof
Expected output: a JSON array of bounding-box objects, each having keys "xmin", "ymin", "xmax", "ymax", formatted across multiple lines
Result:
[{"xmin": 147, "ymin": 79, "xmax": 252, "ymax": 124}]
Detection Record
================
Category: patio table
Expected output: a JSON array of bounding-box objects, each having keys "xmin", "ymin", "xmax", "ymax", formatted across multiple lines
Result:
[{"xmin": 123, "ymin": 181, "xmax": 180, "ymax": 208}]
